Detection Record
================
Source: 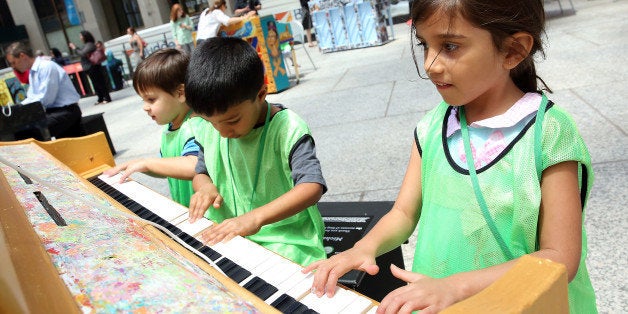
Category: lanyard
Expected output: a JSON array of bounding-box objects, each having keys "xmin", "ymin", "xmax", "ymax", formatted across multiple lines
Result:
[
  {"xmin": 459, "ymin": 93, "xmax": 548, "ymax": 259},
  {"xmin": 226, "ymin": 101, "xmax": 271, "ymax": 214},
  {"xmin": 460, "ymin": 106, "xmax": 514, "ymax": 260}
]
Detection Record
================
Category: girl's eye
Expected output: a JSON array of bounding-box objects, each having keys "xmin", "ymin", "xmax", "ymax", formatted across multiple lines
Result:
[
  {"xmin": 443, "ymin": 42, "xmax": 459, "ymax": 52},
  {"xmin": 227, "ymin": 119, "xmax": 240, "ymax": 125}
]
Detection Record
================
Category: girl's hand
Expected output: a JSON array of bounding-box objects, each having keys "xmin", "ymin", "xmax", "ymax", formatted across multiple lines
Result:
[
  {"xmin": 188, "ymin": 183, "xmax": 222, "ymax": 223},
  {"xmin": 199, "ymin": 213, "xmax": 260, "ymax": 245},
  {"xmin": 378, "ymin": 265, "xmax": 463, "ymax": 314},
  {"xmin": 68, "ymin": 43, "xmax": 76, "ymax": 49},
  {"xmin": 303, "ymin": 246, "xmax": 379, "ymax": 297}
]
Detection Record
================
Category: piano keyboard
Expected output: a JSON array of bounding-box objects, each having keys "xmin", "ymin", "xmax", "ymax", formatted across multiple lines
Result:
[{"xmin": 89, "ymin": 174, "xmax": 378, "ymax": 314}]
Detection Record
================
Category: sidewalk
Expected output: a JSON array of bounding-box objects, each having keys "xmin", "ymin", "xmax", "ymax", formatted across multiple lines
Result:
[{"xmin": 79, "ymin": 1, "xmax": 627, "ymax": 312}]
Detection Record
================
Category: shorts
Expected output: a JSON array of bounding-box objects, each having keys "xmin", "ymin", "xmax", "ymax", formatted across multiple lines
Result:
[{"xmin": 302, "ymin": 7, "xmax": 312, "ymax": 30}]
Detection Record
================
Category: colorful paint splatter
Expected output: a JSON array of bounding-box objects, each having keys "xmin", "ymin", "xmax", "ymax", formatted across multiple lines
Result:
[{"xmin": 0, "ymin": 144, "xmax": 259, "ymax": 313}]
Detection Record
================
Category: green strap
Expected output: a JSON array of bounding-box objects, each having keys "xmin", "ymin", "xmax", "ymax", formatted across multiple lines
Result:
[
  {"xmin": 460, "ymin": 107, "xmax": 514, "ymax": 260},
  {"xmin": 534, "ymin": 94, "xmax": 549, "ymax": 181},
  {"xmin": 227, "ymin": 101, "xmax": 271, "ymax": 214}
]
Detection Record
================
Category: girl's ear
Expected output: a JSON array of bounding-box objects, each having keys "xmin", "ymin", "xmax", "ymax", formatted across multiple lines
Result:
[
  {"xmin": 176, "ymin": 84, "xmax": 186, "ymax": 102},
  {"xmin": 504, "ymin": 32, "xmax": 534, "ymax": 70}
]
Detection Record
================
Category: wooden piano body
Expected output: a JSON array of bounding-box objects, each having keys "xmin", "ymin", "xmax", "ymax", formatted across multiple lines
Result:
[{"xmin": 0, "ymin": 132, "xmax": 569, "ymax": 313}]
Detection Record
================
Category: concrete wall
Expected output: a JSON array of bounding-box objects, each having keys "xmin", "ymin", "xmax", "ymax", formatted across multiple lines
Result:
[
  {"xmin": 6, "ymin": 0, "xmax": 47, "ymax": 52},
  {"xmin": 138, "ymin": 0, "xmax": 171, "ymax": 28}
]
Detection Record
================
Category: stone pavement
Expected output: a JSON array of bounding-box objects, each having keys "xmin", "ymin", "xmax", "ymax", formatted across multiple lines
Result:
[{"xmin": 78, "ymin": 1, "xmax": 627, "ymax": 311}]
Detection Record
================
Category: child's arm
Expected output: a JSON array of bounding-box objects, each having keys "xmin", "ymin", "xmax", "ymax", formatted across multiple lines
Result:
[
  {"xmin": 374, "ymin": 161, "xmax": 583, "ymax": 313},
  {"xmin": 199, "ymin": 181, "xmax": 323, "ymax": 245},
  {"xmin": 103, "ymin": 155, "xmax": 197, "ymax": 182},
  {"xmin": 304, "ymin": 141, "xmax": 424, "ymax": 297},
  {"xmin": 189, "ymin": 173, "xmax": 223, "ymax": 223}
]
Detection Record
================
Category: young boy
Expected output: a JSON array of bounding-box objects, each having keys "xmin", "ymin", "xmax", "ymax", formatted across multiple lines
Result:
[
  {"xmin": 104, "ymin": 48, "xmax": 202, "ymax": 207},
  {"xmin": 185, "ymin": 37, "xmax": 327, "ymax": 266}
]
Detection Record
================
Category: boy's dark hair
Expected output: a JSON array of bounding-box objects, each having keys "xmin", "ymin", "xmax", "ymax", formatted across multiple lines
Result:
[
  {"xmin": 133, "ymin": 48, "xmax": 190, "ymax": 94},
  {"xmin": 410, "ymin": 0, "xmax": 550, "ymax": 93},
  {"xmin": 185, "ymin": 37, "xmax": 265, "ymax": 116}
]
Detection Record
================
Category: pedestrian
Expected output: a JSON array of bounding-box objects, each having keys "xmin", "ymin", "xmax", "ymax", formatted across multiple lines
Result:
[
  {"xmin": 170, "ymin": 4, "xmax": 195, "ymax": 54},
  {"xmin": 69, "ymin": 30, "xmax": 112, "ymax": 105}
]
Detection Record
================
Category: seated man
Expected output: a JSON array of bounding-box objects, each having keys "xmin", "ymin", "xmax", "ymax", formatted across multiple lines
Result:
[{"xmin": 5, "ymin": 41, "xmax": 82, "ymax": 139}]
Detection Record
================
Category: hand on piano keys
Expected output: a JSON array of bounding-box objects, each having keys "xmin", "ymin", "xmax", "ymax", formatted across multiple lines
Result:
[{"xmin": 91, "ymin": 174, "xmax": 379, "ymax": 313}]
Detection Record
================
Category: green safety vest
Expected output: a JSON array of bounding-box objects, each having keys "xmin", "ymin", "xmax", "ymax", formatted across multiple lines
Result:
[
  {"xmin": 194, "ymin": 109, "xmax": 326, "ymax": 266},
  {"xmin": 161, "ymin": 114, "xmax": 203, "ymax": 207},
  {"xmin": 414, "ymin": 101, "xmax": 597, "ymax": 313}
]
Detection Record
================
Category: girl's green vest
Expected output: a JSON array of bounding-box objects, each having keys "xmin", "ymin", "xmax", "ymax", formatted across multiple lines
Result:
[{"xmin": 414, "ymin": 101, "xmax": 596, "ymax": 313}]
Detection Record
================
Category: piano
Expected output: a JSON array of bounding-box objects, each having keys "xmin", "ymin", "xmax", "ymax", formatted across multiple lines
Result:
[
  {"xmin": 0, "ymin": 133, "xmax": 571, "ymax": 313},
  {"xmin": 0, "ymin": 137, "xmax": 379, "ymax": 313}
]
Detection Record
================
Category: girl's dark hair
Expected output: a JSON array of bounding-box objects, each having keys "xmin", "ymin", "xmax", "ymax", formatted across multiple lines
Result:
[
  {"xmin": 185, "ymin": 37, "xmax": 264, "ymax": 116},
  {"xmin": 80, "ymin": 30, "xmax": 95, "ymax": 44},
  {"xmin": 133, "ymin": 48, "xmax": 190, "ymax": 94},
  {"xmin": 411, "ymin": 0, "xmax": 551, "ymax": 93}
]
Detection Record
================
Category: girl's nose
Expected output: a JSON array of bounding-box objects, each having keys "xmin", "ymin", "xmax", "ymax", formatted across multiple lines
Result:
[{"xmin": 424, "ymin": 48, "xmax": 443, "ymax": 76}]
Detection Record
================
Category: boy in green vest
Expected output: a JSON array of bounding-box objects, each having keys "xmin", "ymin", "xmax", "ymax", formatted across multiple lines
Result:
[
  {"xmin": 104, "ymin": 48, "xmax": 202, "ymax": 207},
  {"xmin": 185, "ymin": 37, "xmax": 327, "ymax": 266}
]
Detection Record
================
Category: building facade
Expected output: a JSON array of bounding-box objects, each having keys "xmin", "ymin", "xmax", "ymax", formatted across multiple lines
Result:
[{"xmin": 0, "ymin": 0, "xmax": 297, "ymax": 70}]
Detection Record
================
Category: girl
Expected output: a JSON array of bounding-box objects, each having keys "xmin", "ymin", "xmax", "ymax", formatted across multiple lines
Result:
[
  {"xmin": 304, "ymin": 0, "xmax": 597, "ymax": 313},
  {"xmin": 127, "ymin": 27, "xmax": 145, "ymax": 65},
  {"xmin": 170, "ymin": 4, "xmax": 195, "ymax": 55}
]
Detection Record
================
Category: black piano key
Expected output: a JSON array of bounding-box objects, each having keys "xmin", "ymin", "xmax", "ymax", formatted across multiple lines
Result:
[
  {"xmin": 242, "ymin": 277, "xmax": 278, "ymax": 301},
  {"xmin": 217, "ymin": 258, "xmax": 251, "ymax": 283},
  {"xmin": 164, "ymin": 222, "xmax": 183, "ymax": 235},
  {"xmin": 270, "ymin": 294, "xmax": 312, "ymax": 313},
  {"xmin": 178, "ymin": 232, "xmax": 205, "ymax": 250},
  {"xmin": 199, "ymin": 246, "xmax": 222, "ymax": 261}
]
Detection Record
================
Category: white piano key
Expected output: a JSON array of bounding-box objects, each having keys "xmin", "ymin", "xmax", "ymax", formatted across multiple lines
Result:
[
  {"xmin": 258, "ymin": 258, "xmax": 301, "ymax": 287},
  {"xmin": 176, "ymin": 215, "xmax": 213, "ymax": 236},
  {"xmin": 366, "ymin": 305, "xmax": 378, "ymax": 314},
  {"xmin": 284, "ymin": 272, "xmax": 314, "ymax": 299},
  {"xmin": 339, "ymin": 291, "xmax": 376, "ymax": 314},
  {"xmin": 300, "ymin": 287, "xmax": 357, "ymax": 313},
  {"xmin": 98, "ymin": 174, "xmax": 187, "ymax": 221}
]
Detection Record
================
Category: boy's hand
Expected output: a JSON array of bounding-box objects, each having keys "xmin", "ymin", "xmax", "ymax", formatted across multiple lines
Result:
[
  {"xmin": 103, "ymin": 160, "xmax": 148, "ymax": 183},
  {"xmin": 303, "ymin": 246, "xmax": 379, "ymax": 298},
  {"xmin": 199, "ymin": 213, "xmax": 261, "ymax": 245},
  {"xmin": 377, "ymin": 265, "xmax": 461, "ymax": 314},
  {"xmin": 189, "ymin": 182, "xmax": 222, "ymax": 223}
]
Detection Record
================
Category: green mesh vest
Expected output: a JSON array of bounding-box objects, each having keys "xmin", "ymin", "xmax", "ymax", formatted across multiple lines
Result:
[
  {"xmin": 193, "ymin": 109, "xmax": 326, "ymax": 266},
  {"xmin": 160, "ymin": 114, "xmax": 203, "ymax": 207},
  {"xmin": 414, "ymin": 101, "xmax": 597, "ymax": 313}
]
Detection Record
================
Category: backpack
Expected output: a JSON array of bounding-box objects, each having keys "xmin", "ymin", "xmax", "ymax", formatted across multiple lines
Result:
[{"xmin": 89, "ymin": 48, "xmax": 107, "ymax": 65}]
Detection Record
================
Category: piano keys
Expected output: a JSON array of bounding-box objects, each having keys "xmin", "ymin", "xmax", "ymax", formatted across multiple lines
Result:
[{"xmin": 91, "ymin": 173, "xmax": 380, "ymax": 313}]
